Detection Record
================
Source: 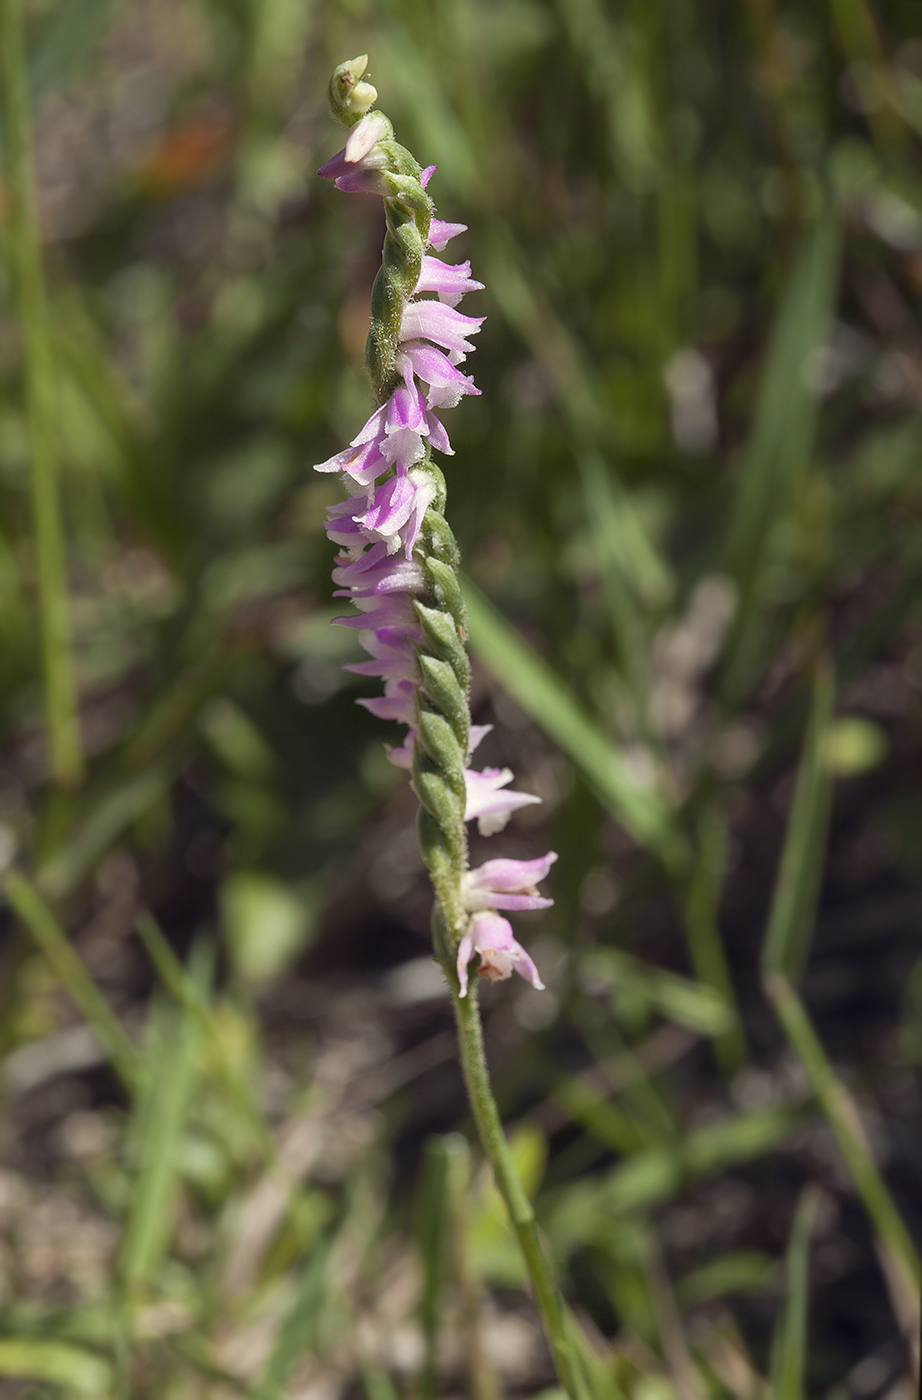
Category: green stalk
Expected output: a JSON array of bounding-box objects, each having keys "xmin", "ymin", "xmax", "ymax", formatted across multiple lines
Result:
[
  {"xmin": 0, "ymin": 0, "xmax": 83, "ymax": 789},
  {"xmin": 451, "ymin": 984, "xmax": 589, "ymax": 1400}
]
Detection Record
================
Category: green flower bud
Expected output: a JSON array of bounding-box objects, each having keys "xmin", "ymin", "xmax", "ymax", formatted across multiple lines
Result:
[{"xmin": 328, "ymin": 55, "xmax": 378, "ymax": 126}]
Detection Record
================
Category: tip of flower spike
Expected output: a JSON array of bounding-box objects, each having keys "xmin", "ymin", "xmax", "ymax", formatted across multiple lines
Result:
[{"xmin": 329, "ymin": 55, "xmax": 378, "ymax": 126}]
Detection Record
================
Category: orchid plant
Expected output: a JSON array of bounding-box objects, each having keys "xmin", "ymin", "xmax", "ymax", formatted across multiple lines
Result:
[{"xmin": 315, "ymin": 56, "xmax": 583, "ymax": 1394}]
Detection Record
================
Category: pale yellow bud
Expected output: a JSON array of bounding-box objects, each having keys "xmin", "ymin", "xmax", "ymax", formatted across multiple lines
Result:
[{"xmin": 329, "ymin": 54, "xmax": 378, "ymax": 124}]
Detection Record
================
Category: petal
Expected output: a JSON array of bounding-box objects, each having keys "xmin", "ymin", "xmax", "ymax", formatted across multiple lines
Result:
[
  {"xmin": 351, "ymin": 405, "xmax": 388, "ymax": 448},
  {"xmin": 399, "ymin": 301, "xmax": 485, "ymax": 360},
  {"xmin": 333, "ymin": 595, "xmax": 419, "ymax": 629},
  {"xmin": 468, "ymin": 852, "xmax": 559, "ymax": 893},
  {"xmin": 464, "ymin": 766, "xmax": 542, "ymax": 835},
  {"xmin": 428, "ymin": 218, "xmax": 467, "ymax": 251},
  {"xmin": 386, "ymin": 728, "xmax": 417, "ymax": 770},
  {"xmin": 345, "ymin": 111, "xmax": 390, "ymax": 163},
  {"xmin": 467, "ymin": 724, "xmax": 493, "ymax": 759},
  {"xmin": 398, "ymin": 342, "xmax": 480, "ymax": 410},
  {"xmin": 415, "ymin": 254, "xmax": 484, "ymax": 307},
  {"xmin": 424, "ymin": 410, "xmax": 453, "ymax": 456},
  {"xmin": 317, "ymin": 147, "xmax": 349, "ymax": 181},
  {"xmin": 356, "ymin": 678, "xmax": 418, "ymax": 724},
  {"xmin": 334, "ymin": 169, "xmax": 390, "ymax": 195}
]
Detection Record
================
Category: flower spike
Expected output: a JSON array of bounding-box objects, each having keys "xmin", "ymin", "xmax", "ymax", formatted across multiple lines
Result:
[{"xmin": 315, "ymin": 57, "xmax": 550, "ymax": 985}]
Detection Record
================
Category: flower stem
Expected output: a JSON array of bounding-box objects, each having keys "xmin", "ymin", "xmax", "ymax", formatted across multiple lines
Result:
[
  {"xmin": 450, "ymin": 982, "xmax": 588, "ymax": 1400},
  {"xmin": 0, "ymin": 0, "xmax": 83, "ymax": 790}
]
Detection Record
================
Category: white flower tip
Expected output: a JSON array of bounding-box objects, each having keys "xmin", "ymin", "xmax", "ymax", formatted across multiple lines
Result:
[
  {"xmin": 352, "ymin": 80, "xmax": 378, "ymax": 112},
  {"xmin": 478, "ymin": 812, "xmax": 511, "ymax": 837}
]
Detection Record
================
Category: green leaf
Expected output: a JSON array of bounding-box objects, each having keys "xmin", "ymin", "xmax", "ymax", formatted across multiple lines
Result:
[
  {"xmin": 545, "ymin": 1104, "xmax": 804, "ymax": 1248},
  {"xmin": 582, "ymin": 948, "xmax": 734, "ymax": 1037},
  {"xmin": 118, "ymin": 989, "xmax": 200, "ymax": 1296},
  {"xmin": 463, "ymin": 579, "xmax": 687, "ymax": 870},
  {"xmin": 253, "ymin": 1236, "xmax": 333, "ymax": 1400},
  {"xmin": 416, "ymin": 1135, "xmax": 470, "ymax": 1398},
  {"xmin": 3, "ymin": 870, "xmax": 139, "ymax": 1089},
  {"xmin": 0, "ymin": 1339, "xmax": 111, "ymax": 1394},
  {"xmin": 199, "ymin": 696, "xmax": 277, "ymax": 779},
  {"xmin": 769, "ymin": 1187, "xmax": 821, "ymax": 1400},
  {"xmin": 682, "ymin": 805, "xmax": 748, "ymax": 1071},
  {"xmin": 221, "ymin": 872, "xmax": 314, "ymax": 985},
  {"xmin": 722, "ymin": 207, "xmax": 842, "ymax": 693},
  {"xmin": 36, "ymin": 767, "xmax": 170, "ymax": 903},
  {"xmin": 676, "ymin": 1251, "xmax": 776, "ymax": 1307},
  {"xmin": 761, "ymin": 659, "xmax": 835, "ymax": 984},
  {"xmin": 725, "ymin": 205, "xmax": 841, "ymax": 574},
  {"xmin": 823, "ymin": 716, "xmax": 887, "ymax": 777}
]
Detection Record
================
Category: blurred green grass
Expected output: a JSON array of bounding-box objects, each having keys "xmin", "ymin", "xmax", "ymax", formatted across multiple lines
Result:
[{"xmin": 0, "ymin": 0, "xmax": 921, "ymax": 1394}]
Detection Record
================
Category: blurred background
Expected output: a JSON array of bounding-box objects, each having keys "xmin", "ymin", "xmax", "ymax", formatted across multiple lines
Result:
[{"xmin": 0, "ymin": 0, "xmax": 920, "ymax": 1394}]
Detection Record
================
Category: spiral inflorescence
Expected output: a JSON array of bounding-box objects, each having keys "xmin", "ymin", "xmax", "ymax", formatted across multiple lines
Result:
[{"xmin": 316, "ymin": 57, "xmax": 554, "ymax": 992}]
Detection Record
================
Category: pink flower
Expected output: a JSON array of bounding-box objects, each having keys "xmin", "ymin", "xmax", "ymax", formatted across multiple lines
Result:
[
  {"xmin": 334, "ymin": 593, "xmax": 420, "ymax": 631},
  {"xmin": 385, "ymin": 727, "xmax": 418, "ymax": 770},
  {"xmin": 332, "ymin": 541, "xmax": 425, "ymax": 599},
  {"xmin": 415, "ymin": 255, "xmax": 484, "ymax": 307},
  {"xmin": 428, "ymin": 218, "xmax": 467, "ymax": 251},
  {"xmin": 462, "ymin": 852, "xmax": 557, "ymax": 911},
  {"xmin": 313, "ymin": 436, "xmax": 390, "ymax": 489},
  {"xmin": 463, "ymin": 766, "xmax": 542, "ymax": 836},
  {"xmin": 344, "ymin": 625, "xmax": 420, "ymax": 684},
  {"xmin": 336, "ymin": 470, "xmax": 435, "ymax": 557},
  {"xmin": 398, "ymin": 342, "xmax": 480, "ymax": 412},
  {"xmin": 317, "ymin": 112, "xmax": 392, "ymax": 194},
  {"xmin": 399, "ymin": 301, "xmax": 484, "ymax": 363},
  {"xmin": 357, "ymin": 677, "xmax": 418, "ymax": 725},
  {"xmin": 456, "ymin": 911, "xmax": 545, "ymax": 996}
]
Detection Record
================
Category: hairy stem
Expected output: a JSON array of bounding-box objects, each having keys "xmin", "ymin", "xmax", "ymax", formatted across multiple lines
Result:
[{"xmin": 451, "ymin": 983, "xmax": 587, "ymax": 1399}]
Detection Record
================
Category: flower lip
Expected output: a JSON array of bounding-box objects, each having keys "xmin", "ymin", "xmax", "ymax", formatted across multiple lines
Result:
[{"xmin": 456, "ymin": 911, "xmax": 545, "ymax": 997}]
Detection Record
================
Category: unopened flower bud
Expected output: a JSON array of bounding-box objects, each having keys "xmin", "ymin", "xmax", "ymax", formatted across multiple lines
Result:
[{"xmin": 329, "ymin": 54, "xmax": 378, "ymax": 125}]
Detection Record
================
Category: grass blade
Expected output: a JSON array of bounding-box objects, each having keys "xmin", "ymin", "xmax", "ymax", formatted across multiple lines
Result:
[
  {"xmin": 463, "ymin": 579, "xmax": 687, "ymax": 870},
  {"xmin": 416, "ymin": 1136, "xmax": 455, "ymax": 1398},
  {"xmin": 578, "ymin": 451, "xmax": 656, "ymax": 743},
  {"xmin": 135, "ymin": 911, "xmax": 271, "ymax": 1154},
  {"xmin": 118, "ymin": 985, "xmax": 200, "ymax": 1298},
  {"xmin": 0, "ymin": 1338, "xmax": 111, "ymax": 1394},
  {"xmin": 766, "ymin": 977, "xmax": 921, "ymax": 1328},
  {"xmin": 758, "ymin": 650, "xmax": 920, "ymax": 1342},
  {"xmin": 769, "ymin": 1186, "xmax": 821, "ymax": 1400},
  {"xmin": 0, "ymin": 0, "xmax": 83, "ymax": 788},
  {"xmin": 37, "ymin": 767, "xmax": 170, "ymax": 902},
  {"xmin": 682, "ymin": 805, "xmax": 748, "ymax": 1071},
  {"xmin": 761, "ymin": 657, "xmax": 835, "ymax": 984},
  {"xmin": 722, "ymin": 208, "xmax": 841, "ymax": 696},
  {"xmin": 254, "ymin": 1234, "xmax": 333, "ymax": 1400},
  {"xmin": 3, "ymin": 869, "xmax": 138, "ymax": 1088}
]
